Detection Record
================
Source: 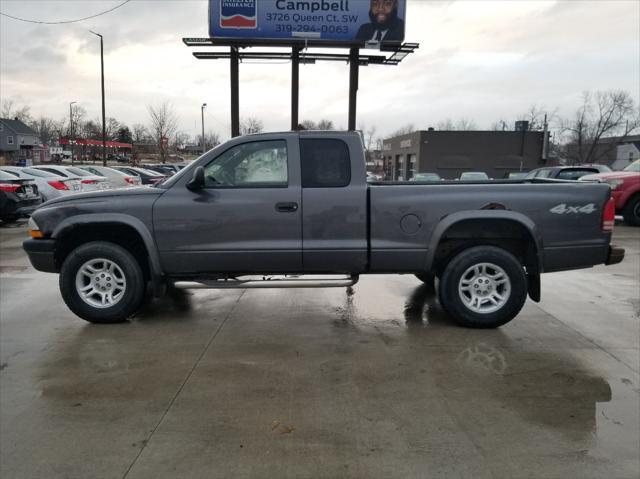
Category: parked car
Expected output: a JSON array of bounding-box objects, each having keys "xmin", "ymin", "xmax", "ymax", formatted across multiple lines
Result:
[
  {"xmin": 0, "ymin": 170, "xmax": 42, "ymax": 222},
  {"xmin": 113, "ymin": 166, "xmax": 166, "ymax": 185},
  {"xmin": 525, "ymin": 165, "xmax": 611, "ymax": 181},
  {"xmin": 410, "ymin": 173, "xmax": 441, "ymax": 181},
  {"xmin": 507, "ymin": 172, "xmax": 529, "ymax": 179},
  {"xmin": 0, "ymin": 166, "xmax": 82, "ymax": 201},
  {"xmin": 580, "ymin": 159, "xmax": 640, "ymax": 226},
  {"xmin": 76, "ymin": 165, "xmax": 142, "ymax": 189},
  {"xmin": 31, "ymin": 165, "xmax": 110, "ymax": 192},
  {"xmin": 24, "ymin": 131, "xmax": 623, "ymax": 328},
  {"xmin": 144, "ymin": 165, "xmax": 177, "ymax": 177},
  {"xmin": 459, "ymin": 171, "xmax": 490, "ymax": 181}
]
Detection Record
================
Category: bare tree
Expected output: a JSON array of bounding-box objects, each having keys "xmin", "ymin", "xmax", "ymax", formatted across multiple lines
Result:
[
  {"xmin": 317, "ymin": 119, "xmax": 335, "ymax": 130},
  {"xmin": 69, "ymin": 105, "xmax": 87, "ymax": 137},
  {"xmin": 560, "ymin": 90, "xmax": 639, "ymax": 164},
  {"xmin": 105, "ymin": 117, "xmax": 121, "ymax": 141},
  {"xmin": 437, "ymin": 118, "xmax": 455, "ymax": 130},
  {"xmin": 240, "ymin": 117, "xmax": 263, "ymax": 135},
  {"xmin": 390, "ymin": 123, "xmax": 415, "ymax": 137},
  {"xmin": 490, "ymin": 119, "xmax": 509, "ymax": 131},
  {"xmin": 1, "ymin": 99, "xmax": 32, "ymax": 123},
  {"xmin": 456, "ymin": 118, "xmax": 477, "ymax": 131},
  {"xmin": 132, "ymin": 124, "xmax": 149, "ymax": 143},
  {"xmin": 300, "ymin": 120, "xmax": 317, "ymax": 130},
  {"xmin": 29, "ymin": 117, "xmax": 57, "ymax": 145},
  {"xmin": 195, "ymin": 131, "xmax": 221, "ymax": 151},
  {"xmin": 148, "ymin": 102, "xmax": 179, "ymax": 163}
]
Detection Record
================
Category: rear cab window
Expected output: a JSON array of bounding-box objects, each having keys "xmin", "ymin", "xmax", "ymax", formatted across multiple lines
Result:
[{"xmin": 300, "ymin": 138, "xmax": 351, "ymax": 188}]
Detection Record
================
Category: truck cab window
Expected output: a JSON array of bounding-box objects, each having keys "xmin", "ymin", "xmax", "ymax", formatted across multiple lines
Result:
[
  {"xmin": 204, "ymin": 140, "xmax": 287, "ymax": 188},
  {"xmin": 300, "ymin": 139, "xmax": 351, "ymax": 188}
]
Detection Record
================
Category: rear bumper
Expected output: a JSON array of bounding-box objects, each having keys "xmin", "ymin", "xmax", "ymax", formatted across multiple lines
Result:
[
  {"xmin": 23, "ymin": 239, "xmax": 57, "ymax": 273},
  {"xmin": 605, "ymin": 245, "xmax": 625, "ymax": 266},
  {"xmin": 1, "ymin": 197, "xmax": 41, "ymax": 218}
]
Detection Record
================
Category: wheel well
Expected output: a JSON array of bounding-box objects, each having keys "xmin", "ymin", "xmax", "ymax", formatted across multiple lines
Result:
[
  {"xmin": 54, "ymin": 223, "xmax": 151, "ymax": 280},
  {"xmin": 432, "ymin": 219, "xmax": 539, "ymax": 276}
]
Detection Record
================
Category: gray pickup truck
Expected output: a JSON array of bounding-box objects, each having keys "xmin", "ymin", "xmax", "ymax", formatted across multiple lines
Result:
[{"xmin": 23, "ymin": 131, "xmax": 624, "ymax": 327}]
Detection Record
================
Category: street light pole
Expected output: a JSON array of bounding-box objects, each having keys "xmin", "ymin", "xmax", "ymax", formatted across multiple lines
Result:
[
  {"xmin": 90, "ymin": 30, "xmax": 106, "ymax": 166},
  {"xmin": 201, "ymin": 103, "xmax": 207, "ymax": 154},
  {"xmin": 69, "ymin": 101, "xmax": 77, "ymax": 164}
]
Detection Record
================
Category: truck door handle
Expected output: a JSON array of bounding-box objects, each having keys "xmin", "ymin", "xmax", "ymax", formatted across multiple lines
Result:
[{"xmin": 275, "ymin": 202, "xmax": 298, "ymax": 212}]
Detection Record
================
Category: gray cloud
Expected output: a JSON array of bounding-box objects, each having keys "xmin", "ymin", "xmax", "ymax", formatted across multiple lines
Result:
[{"xmin": 1, "ymin": 0, "xmax": 638, "ymax": 139}]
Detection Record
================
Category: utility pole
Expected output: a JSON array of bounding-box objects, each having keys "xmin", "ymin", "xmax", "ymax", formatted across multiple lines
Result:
[
  {"xmin": 69, "ymin": 101, "xmax": 77, "ymax": 164},
  {"xmin": 90, "ymin": 30, "xmax": 106, "ymax": 166},
  {"xmin": 201, "ymin": 103, "xmax": 207, "ymax": 154}
]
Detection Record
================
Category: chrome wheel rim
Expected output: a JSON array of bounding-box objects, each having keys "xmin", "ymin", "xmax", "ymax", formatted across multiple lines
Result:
[
  {"xmin": 75, "ymin": 258, "xmax": 127, "ymax": 308},
  {"xmin": 458, "ymin": 262, "xmax": 511, "ymax": 314}
]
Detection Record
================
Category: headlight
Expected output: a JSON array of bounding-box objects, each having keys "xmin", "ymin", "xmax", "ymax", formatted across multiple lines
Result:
[
  {"xmin": 27, "ymin": 217, "xmax": 39, "ymax": 231},
  {"xmin": 27, "ymin": 217, "xmax": 43, "ymax": 238},
  {"xmin": 605, "ymin": 179, "xmax": 624, "ymax": 190}
]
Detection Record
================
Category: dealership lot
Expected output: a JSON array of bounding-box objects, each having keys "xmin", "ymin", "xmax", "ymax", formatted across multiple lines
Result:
[{"xmin": 0, "ymin": 222, "xmax": 638, "ymax": 478}]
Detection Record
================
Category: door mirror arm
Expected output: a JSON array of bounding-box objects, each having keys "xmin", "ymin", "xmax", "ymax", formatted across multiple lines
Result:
[{"xmin": 186, "ymin": 166, "xmax": 205, "ymax": 191}]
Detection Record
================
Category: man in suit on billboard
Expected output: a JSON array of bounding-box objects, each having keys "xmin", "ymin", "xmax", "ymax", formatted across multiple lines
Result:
[{"xmin": 355, "ymin": 0, "xmax": 405, "ymax": 42}]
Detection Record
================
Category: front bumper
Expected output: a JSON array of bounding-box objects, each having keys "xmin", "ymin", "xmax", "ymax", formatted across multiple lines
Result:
[
  {"xmin": 605, "ymin": 245, "xmax": 625, "ymax": 266},
  {"xmin": 23, "ymin": 238, "xmax": 57, "ymax": 273}
]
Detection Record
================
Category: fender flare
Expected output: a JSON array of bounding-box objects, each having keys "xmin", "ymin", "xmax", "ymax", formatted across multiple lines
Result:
[
  {"xmin": 425, "ymin": 210, "xmax": 544, "ymax": 273},
  {"xmin": 52, "ymin": 213, "xmax": 165, "ymax": 296}
]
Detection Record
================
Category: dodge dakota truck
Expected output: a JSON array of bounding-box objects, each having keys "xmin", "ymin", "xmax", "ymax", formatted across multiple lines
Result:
[{"xmin": 23, "ymin": 131, "xmax": 624, "ymax": 327}]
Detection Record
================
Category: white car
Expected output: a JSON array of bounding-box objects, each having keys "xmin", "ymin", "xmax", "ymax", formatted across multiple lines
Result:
[
  {"xmin": 0, "ymin": 166, "xmax": 82, "ymax": 201},
  {"xmin": 31, "ymin": 165, "xmax": 110, "ymax": 192},
  {"xmin": 76, "ymin": 165, "xmax": 142, "ymax": 189}
]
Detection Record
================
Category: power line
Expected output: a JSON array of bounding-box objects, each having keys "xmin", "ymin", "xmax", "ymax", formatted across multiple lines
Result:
[{"xmin": 0, "ymin": 0, "xmax": 133, "ymax": 25}]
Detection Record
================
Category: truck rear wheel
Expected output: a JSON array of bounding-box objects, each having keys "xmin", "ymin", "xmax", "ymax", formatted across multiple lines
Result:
[
  {"xmin": 438, "ymin": 246, "xmax": 527, "ymax": 328},
  {"xmin": 60, "ymin": 241, "xmax": 146, "ymax": 323}
]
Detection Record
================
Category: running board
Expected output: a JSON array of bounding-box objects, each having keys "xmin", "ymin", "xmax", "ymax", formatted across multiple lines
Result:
[{"xmin": 172, "ymin": 275, "xmax": 359, "ymax": 290}]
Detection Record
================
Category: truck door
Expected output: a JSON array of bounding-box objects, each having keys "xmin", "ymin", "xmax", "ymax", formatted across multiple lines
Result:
[
  {"xmin": 300, "ymin": 136, "xmax": 368, "ymax": 273},
  {"xmin": 153, "ymin": 136, "xmax": 303, "ymax": 274}
]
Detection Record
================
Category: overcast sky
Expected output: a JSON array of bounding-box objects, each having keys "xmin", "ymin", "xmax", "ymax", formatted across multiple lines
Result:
[{"xmin": 1, "ymin": 0, "xmax": 638, "ymax": 140}]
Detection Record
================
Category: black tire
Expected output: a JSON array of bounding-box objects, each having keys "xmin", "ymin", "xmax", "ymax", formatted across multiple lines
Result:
[
  {"xmin": 59, "ymin": 241, "xmax": 146, "ymax": 323},
  {"xmin": 438, "ymin": 246, "xmax": 527, "ymax": 328},
  {"xmin": 622, "ymin": 195, "xmax": 640, "ymax": 226}
]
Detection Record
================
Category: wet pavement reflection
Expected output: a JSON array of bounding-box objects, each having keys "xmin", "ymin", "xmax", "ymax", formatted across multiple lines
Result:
[{"xmin": 1, "ymin": 223, "xmax": 638, "ymax": 478}]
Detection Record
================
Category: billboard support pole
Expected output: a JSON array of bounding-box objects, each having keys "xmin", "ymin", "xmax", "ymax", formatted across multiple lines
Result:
[
  {"xmin": 230, "ymin": 46, "xmax": 240, "ymax": 137},
  {"xmin": 291, "ymin": 47, "xmax": 300, "ymax": 130},
  {"xmin": 348, "ymin": 47, "xmax": 359, "ymax": 131}
]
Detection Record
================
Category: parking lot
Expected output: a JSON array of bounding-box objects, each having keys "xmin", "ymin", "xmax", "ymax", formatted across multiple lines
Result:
[{"xmin": 0, "ymin": 221, "xmax": 638, "ymax": 478}]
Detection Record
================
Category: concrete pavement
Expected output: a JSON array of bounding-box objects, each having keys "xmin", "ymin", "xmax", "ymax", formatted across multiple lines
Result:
[{"xmin": 1, "ymin": 222, "xmax": 638, "ymax": 478}]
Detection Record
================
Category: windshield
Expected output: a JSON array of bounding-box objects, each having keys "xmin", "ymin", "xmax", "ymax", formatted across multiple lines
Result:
[
  {"xmin": 0, "ymin": 168, "xmax": 20, "ymax": 178},
  {"xmin": 65, "ymin": 167, "xmax": 93, "ymax": 177},
  {"xmin": 413, "ymin": 173, "xmax": 440, "ymax": 181},
  {"xmin": 23, "ymin": 168, "xmax": 58, "ymax": 178},
  {"xmin": 0, "ymin": 170, "xmax": 18, "ymax": 180},
  {"xmin": 460, "ymin": 172, "xmax": 489, "ymax": 180},
  {"xmin": 623, "ymin": 159, "xmax": 640, "ymax": 172}
]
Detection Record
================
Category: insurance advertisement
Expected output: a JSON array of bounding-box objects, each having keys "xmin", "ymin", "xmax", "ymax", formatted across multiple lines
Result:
[{"xmin": 209, "ymin": 0, "xmax": 406, "ymax": 43}]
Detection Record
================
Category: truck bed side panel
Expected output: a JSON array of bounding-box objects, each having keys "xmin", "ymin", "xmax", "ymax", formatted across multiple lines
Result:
[{"xmin": 369, "ymin": 182, "xmax": 612, "ymax": 273}]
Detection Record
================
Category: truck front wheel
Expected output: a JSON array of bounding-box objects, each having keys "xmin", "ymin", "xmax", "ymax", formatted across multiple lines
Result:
[
  {"xmin": 438, "ymin": 246, "xmax": 527, "ymax": 328},
  {"xmin": 59, "ymin": 241, "xmax": 146, "ymax": 323}
]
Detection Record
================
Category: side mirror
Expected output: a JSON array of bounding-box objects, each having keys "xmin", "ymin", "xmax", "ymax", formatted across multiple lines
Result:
[{"xmin": 186, "ymin": 166, "xmax": 205, "ymax": 191}]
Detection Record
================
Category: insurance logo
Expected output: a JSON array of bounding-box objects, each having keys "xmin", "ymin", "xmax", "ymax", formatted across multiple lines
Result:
[{"xmin": 220, "ymin": 0, "xmax": 258, "ymax": 29}]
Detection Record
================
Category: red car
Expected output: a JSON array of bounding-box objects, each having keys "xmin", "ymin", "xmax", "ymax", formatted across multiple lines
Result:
[{"xmin": 581, "ymin": 159, "xmax": 640, "ymax": 226}]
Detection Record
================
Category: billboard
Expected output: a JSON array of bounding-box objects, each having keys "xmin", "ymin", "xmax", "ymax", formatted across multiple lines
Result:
[{"xmin": 209, "ymin": 0, "xmax": 406, "ymax": 44}]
